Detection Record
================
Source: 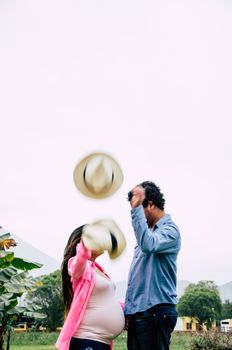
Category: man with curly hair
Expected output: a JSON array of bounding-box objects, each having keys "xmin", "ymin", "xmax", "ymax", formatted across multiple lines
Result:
[{"xmin": 125, "ymin": 181, "xmax": 181, "ymax": 350}]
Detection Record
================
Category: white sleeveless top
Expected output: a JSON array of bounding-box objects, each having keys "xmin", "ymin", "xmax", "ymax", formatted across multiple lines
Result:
[{"xmin": 73, "ymin": 268, "xmax": 125, "ymax": 344}]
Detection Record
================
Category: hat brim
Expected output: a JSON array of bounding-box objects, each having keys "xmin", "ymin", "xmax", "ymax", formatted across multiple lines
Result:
[
  {"xmin": 94, "ymin": 219, "xmax": 126, "ymax": 259},
  {"xmin": 82, "ymin": 219, "xmax": 126, "ymax": 259},
  {"xmin": 73, "ymin": 152, "xmax": 123, "ymax": 199}
]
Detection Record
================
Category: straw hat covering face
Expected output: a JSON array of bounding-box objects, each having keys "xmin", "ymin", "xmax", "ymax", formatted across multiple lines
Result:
[
  {"xmin": 73, "ymin": 152, "xmax": 123, "ymax": 199},
  {"xmin": 82, "ymin": 219, "xmax": 126, "ymax": 259}
]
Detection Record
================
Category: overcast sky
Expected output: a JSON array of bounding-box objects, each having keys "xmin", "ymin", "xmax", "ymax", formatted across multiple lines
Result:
[{"xmin": 0, "ymin": 0, "xmax": 231, "ymax": 285}]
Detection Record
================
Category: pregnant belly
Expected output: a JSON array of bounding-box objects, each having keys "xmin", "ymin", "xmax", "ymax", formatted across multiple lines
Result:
[{"xmin": 74, "ymin": 300, "xmax": 125, "ymax": 344}]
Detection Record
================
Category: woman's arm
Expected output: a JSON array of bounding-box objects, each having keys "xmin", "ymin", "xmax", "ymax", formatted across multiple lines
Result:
[{"xmin": 68, "ymin": 241, "xmax": 91, "ymax": 280}]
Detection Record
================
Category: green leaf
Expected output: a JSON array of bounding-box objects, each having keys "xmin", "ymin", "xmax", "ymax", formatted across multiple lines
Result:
[
  {"xmin": 0, "ymin": 293, "xmax": 14, "ymax": 301},
  {"xmin": 0, "ymin": 251, "xmax": 14, "ymax": 268},
  {"xmin": 0, "ymin": 267, "xmax": 18, "ymax": 282},
  {"xmin": 5, "ymin": 282, "xmax": 34, "ymax": 294},
  {"xmin": 7, "ymin": 306, "xmax": 26, "ymax": 315},
  {"xmin": 23, "ymin": 311, "xmax": 46, "ymax": 319},
  {"xmin": 0, "ymin": 298, "xmax": 18, "ymax": 312},
  {"xmin": 0, "ymin": 286, "xmax": 5, "ymax": 294},
  {"xmin": 24, "ymin": 303, "xmax": 42, "ymax": 312},
  {"xmin": 10, "ymin": 271, "xmax": 29, "ymax": 282},
  {"xmin": 11, "ymin": 257, "xmax": 43, "ymax": 271}
]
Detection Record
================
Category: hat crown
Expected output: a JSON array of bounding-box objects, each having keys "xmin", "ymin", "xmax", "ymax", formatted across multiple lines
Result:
[
  {"xmin": 84, "ymin": 156, "xmax": 113, "ymax": 195},
  {"xmin": 73, "ymin": 152, "xmax": 123, "ymax": 199}
]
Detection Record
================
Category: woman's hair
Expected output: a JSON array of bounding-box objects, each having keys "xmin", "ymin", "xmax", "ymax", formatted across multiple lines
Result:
[{"xmin": 61, "ymin": 225, "xmax": 85, "ymax": 316}]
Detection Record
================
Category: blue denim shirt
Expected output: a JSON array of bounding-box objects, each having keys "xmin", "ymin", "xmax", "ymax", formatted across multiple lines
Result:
[{"xmin": 124, "ymin": 205, "xmax": 181, "ymax": 315}]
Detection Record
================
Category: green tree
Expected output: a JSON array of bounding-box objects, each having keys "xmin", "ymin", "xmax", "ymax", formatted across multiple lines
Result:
[
  {"xmin": 221, "ymin": 300, "xmax": 232, "ymax": 320},
  {"xmin": 0, "ymin": 228, "xmax": 45, "ymax": 350},
  {"xmin": 177, "ymin": 280, "xmax": 222, "ymax": 330},
  {"xmin": 28, "ymin": 269, "xmax": 64, "ymax": 331}
]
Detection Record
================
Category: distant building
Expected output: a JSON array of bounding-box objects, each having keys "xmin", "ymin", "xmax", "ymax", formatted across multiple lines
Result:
[
  {"xmin": 220, "ymin": 319, "xmax": 232, "ymax": 332},
  {"xmin": 175, "ymin": 317, "xmax": 216, "ymax": 332}
]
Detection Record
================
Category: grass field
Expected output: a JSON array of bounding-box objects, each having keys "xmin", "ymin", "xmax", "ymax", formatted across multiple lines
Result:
[
  {"xmin": 9, "ymin": 331, "xmax": 192, "ymax": 350},
  {"xmin": 11, "ymin": 347, "xmax": 55, "ymax": 350}
]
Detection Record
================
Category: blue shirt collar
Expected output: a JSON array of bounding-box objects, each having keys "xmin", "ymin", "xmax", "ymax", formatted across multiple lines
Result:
[{"xmin": 154, "ymin": 213, "xmax": 171, "ymax": 229}]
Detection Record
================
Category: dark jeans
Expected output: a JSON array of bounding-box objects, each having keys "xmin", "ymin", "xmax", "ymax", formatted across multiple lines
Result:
[
  {"xmin": 127, "ymin": 304, "xmax": 177, "ymax": 350},
  {"xmin": 69, "ymin": 337, "xmax": 111, "ymax": 350}
]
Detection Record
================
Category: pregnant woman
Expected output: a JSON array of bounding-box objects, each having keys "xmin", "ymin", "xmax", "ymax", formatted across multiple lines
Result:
[{"xmin": 56, "ymin": 223, "xmax": 125, "ymax": 350}]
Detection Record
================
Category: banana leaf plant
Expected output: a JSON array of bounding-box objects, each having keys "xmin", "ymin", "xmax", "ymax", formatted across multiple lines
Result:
[{"xmin": 0, "ymin": 229, "xmax": 46, "ymax": 350}]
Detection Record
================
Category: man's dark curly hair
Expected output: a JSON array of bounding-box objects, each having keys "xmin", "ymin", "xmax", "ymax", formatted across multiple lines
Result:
[{"xmin": 139, "ymin": 181, "xmax": 165, "ymax": 210}]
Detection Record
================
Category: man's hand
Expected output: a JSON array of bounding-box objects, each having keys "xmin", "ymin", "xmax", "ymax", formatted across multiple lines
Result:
[{"xmin": 129, "ymin": 186, "xmax": 145, "ymax": 208}]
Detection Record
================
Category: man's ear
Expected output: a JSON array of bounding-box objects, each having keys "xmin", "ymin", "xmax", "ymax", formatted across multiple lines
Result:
[{"xmin": 148, "ymin": 201, "xmax": 154, "ymax": 208}]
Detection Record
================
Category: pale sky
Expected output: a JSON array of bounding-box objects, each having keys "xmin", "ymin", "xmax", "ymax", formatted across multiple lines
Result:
[{"xmin": 0, "ymin": 0, "xmax": 231, "ymax": 285}]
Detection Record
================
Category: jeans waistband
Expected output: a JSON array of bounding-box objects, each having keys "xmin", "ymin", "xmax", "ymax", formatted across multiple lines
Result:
[{"xmin": 129, "ymin": 303, "xmax": 175, "ymax": 318}]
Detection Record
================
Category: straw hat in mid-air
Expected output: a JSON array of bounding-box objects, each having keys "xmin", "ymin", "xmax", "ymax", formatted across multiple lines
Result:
[
  {"xmin": 82, "ymin": 219, "xmax": 126, "ymax": 259},
  {"xmin": 73, "ymin": 152, "xmax": 123, "ymax": 199}
]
